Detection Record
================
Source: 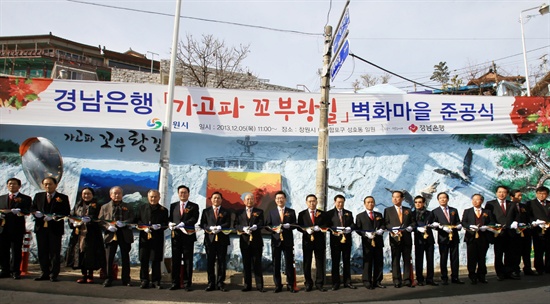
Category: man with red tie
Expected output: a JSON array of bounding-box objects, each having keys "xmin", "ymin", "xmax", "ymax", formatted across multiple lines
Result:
[
  {"xmin": 0, "ymin": 178, "xmax": 32, "ymax": 279},
  {"xmin": 326, "ymin": 194, "xmax": 356, "ymax": 290},
  {"xmin": 356, "ymin": 196, "xmax": 385, "ymax": 289},
  {"xmin": 31, "ymin": 177, "xmax": 70, "ymax": 282},
  {"xmin": 485, "ymin": 185, "xmax": 520, "ymax": 280},
  {"xmin": 298, "ymin": 194, "xmax": 327, "ymax": 292},
  {"xmin": 527, "ymin": 186, "xmax": 550, "ymax": 275},
  {"xmin": 168, "ymin": 185, "xmax": 199, "ymax": 291},
  {"xmin": 200, "ymin": 192, "xmax": 232, "ymax": 292},
  {"xmin": 265, "ymin": 190, "xmax": 298, "ymax": 293}
]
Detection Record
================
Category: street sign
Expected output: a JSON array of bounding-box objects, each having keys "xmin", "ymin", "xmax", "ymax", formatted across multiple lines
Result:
[
  {"xmin": 331, "ymin": 39, "xmax": 350, "ymax": 81},
  {"xmin": 332, "ymin": 7, "xmax": 350, "ymax": 55}
]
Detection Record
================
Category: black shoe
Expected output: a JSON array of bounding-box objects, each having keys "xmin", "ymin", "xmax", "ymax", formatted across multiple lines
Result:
[
  {"xmin": 479, "ymin": 278, "xmax": 488, "ymax": 284},
  {"xmin": 394, "ymin": 283, "xmax": 402, "ymax": 288},
  {"xmin": 152, "ymin": 282, "xmax": 162, "ymax": 289},
  {"xmin": 406, "ymin": 282, "xmax": 415, "ymax": 288},
  {"xmin": 305, "ymin": 285, "xmax": 312, "ymax": 292},
  {"xmin": 426, "ymin": 281, "xmax": 439, "ymax": 286},
  {"xmin": 205, "ymin": 285, "xmax": 215, "ymax": 291},
  {"xmin": 50, "ymin": 277, "xmax": 59, "ymax": 282},
  {"xmin": 316, "ymin": 285, "xmax": 327, "ymax": 292},
  {"xmin": 13, "ymin": 274, "xmax": 21, "ymax": 280},
  {"xmin": 103, "ymin": 280, "xmax": 113, "ymax": 287},
  {"xmin": 273, "ymin": 286, "xmax": 282, "ymax": 293},
  {"xmin": 34, "ymin": 275, "xmax": 49, "ymax": 281},
  {"xmin": 417, "ymin": 281, "xmax": 425, "ymax": 286},
  {"xmin": 169, "ymin": 284, "xmax": 179, "ymax": 290},
  {"xmin": 257, "ymin": 288, "xmax": 267, "ymax": 292},
  {"xmin": 123, "ymin": 282, "xmax": 132, "ymax": 287},
  {"xmin": 331, "ymin": 285, "xmax": 340, "ymax": 291},
  {"xmin": 441, "ymin": 279, "xmax": 449, "ymax": 285},
  {"xmin": 451, "ymin": 279, "xmax": 464, "ymax": 284},
  {"xmin": 344, "ymin": 284, "xmax": 357, "ymax": 289},
  {"xmin": 140, "ymin": 281, "xmax": 149, "ymax": 289},
  {"xmin": 363, "ymin": 282, "xmax": 372, "ymax": 289},
  {"xmin": 524, "ymin": 269, "xmax": 537, "ymax": 276},
  {"xmin": 375, "ymin": 283, "xmax": 386, "ymax": 289},
  {"xmin": 218, "ymin": 285, "xmax": 228, "ymax": 292},
  {"xmin": 470, "ymin": 279, "xmax": 478, "ymax": 285},
  {"xmin": 509, "ymin": 273, "xmax": 521, "ymax": 280},
  {"xmin": 289, "ymin": 288, "xmax": 298, "ymax": 293},
  {"xmin": 242, "ymin": 287, "xmax": 251, "ymax": 292},
  {"xmin": 497, "ymin": 275, "xmax": 505, "ymax": 281},
  {"xmin": 537, "ymin": 271, "xmax": 545, "ymax": 276}
]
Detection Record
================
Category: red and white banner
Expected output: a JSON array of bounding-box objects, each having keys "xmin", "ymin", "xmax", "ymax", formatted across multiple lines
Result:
[{"xmin": 1, "ymin": 76, "xmax": 548, "ymax": 136}]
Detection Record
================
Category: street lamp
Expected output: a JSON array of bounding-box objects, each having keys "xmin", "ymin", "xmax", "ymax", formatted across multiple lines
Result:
[{"xmin": 520, "ymin": 3, "xmax": 549, "ymax": 96}]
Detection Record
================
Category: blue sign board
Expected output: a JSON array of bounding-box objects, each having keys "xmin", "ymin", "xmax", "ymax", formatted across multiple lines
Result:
[
  {"xmin": 332, "ymin": 8, "xmax": 350, "ymax": 55},
  {"xmin": 331, "ymin": 39, "xmax": 350, "ymax": 81}
]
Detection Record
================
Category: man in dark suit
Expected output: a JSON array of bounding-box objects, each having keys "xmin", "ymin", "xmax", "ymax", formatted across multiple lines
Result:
[
  {"xmin": 411, "ymin": 195, "xmax": 437, "ymax": 286},
  {"xmin": 462, "ymin": 194, "xmax": 494, "ymax": 284},
  {"xmin": 485, "ymin": 185, "xmax": 520, "ymax": 280},
  {"xmin": 200, "ymin": 191, "xmax": 232, "ymax": 292},
  {"xmin": 0, "ymin": 178, "xmax": 32, "ymax": 279},
  {"xmin": 135, "ymin": 190, "xmax": 168, "ymax": 289},
  {"xmin": 168, "ymin": 185, "xmax": 199, "ymax": 291},
  {"xmin": 510, "ymin": 189, "xmax": 537, "ymax": 276},
  {"xmin": 383, "ymin": 190, "xmax": 415, "ymax": 288},
  {"xmin": 234, "ymin": 193, "xmax": 265, "ymax": 292},
  {"xmin": 98, "ymin": 186, "xmax": 135, "ymax": 287},
  {"xmin": 326, "ymin": 194, "xmax": 356, "ymax": 290},
  {"xmin": 355, "ymin": 196, "xmax": 385, "ymax": 289},
  {"xmin": 298, "ymin": 194, "xmax": 327, "ymax": 292},
  {"xmin": 527, "ymin": 186, "xmax": 550, "ymax": 275},
  {"xmin": 431, "ymin": 192, "xmax": 464, "ymax": 285},
  {"xmin": 265, "ymin": 190, "xmax": 298, "ymax": 293},
  {"xmin": 31, "ymin": 177, "xmax": 70, "ymax": 282}
]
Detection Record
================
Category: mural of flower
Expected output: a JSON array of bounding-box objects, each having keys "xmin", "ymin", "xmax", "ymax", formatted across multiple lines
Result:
[
  {"xmin": 0, "ymin": 77, "xmax": 53, "ymax": 110},
  {"xmin": 510, "ymin": 97, "xmax": 550, "ymax": 133}
]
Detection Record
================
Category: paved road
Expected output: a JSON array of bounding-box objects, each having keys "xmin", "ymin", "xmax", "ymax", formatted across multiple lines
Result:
[{"xmin": 1, "ymin": 266, "xmax": 549, "ymax": 304}]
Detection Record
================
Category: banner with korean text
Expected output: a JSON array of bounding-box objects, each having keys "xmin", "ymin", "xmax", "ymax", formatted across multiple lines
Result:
[{"xmin": 1, "ymin": 76, "xmax": 548, "ymax": 136}]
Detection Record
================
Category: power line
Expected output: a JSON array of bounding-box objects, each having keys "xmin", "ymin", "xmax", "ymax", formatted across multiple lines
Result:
[{"xmin": 67, "ymin": 0, "xmax": 323, "ymax": 36}]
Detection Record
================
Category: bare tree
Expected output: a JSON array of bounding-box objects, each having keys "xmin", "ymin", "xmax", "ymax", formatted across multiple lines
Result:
[
  {"xmin": 353, "ymin": 72, "xmax": 392, "ymax": 90},
  {"xmin": 176, "ymin": 34, "xmax": 256, "ymax": 89}
]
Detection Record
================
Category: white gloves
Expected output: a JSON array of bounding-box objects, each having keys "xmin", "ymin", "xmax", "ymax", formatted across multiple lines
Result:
[
  {"xmin": 283, "ymin": 223, "xmax": 290, "ymax": 229},
  {"xmin": 480, "ymin": 226, "xmax": 488, "ymax": 232},
  {"xmin": 417, "ymin": 226, "xmax": 426, "ymax": 233},
  {"xmin": 533, "ymin": 219, "xmax": 546, "ymax": 227},
  {"xmin": 365, "ymin": 231, "xmax": 375, "ymax": 239},
  {"xmin": 168, "ymin": 222, "xmax": 176, "ymax": 230},
  {"xmin": 243, "ymin": 226, "xmax": 251, "ymax": 234},
  {"xmin": 443, "ymin": 226, "xmax": 452, "ymax": 233},
  {"xmin": 470, "ymin": 225, "xmax": 479, "ymax": 231},
  {"xmin": 107, "ymin": 225, "xmax": 117, "ymax": 232},
  {"xmin": 144, "ymin": 228, "xmax": 151, "ymax": 234},
  {"xmin": 35, "ymin": 211, "xmax": 44, "ymax": 218},
  {"xmin": 306, "ymin": 228, "xmax": 313, "ymax": 235},
  {"xmin": 44, "ymin": 215, "xmax": 53, "ymax": 222},
  {"xmin": 376, "ymin": 229, "xmax": 384, "ymax": 235},
  {"xmin": 11, "ymin": 208, "xmax": 21, "ymax": 215},
  {"xmin": 176, "ymin": 222, "xmax": 185, "ymax": 229},
  {"xmin": 250, "ymin": 224, "xmax": 258, "ymax": 231},
  {"xmin": 510, "ymin": 221, "xmax": 518, "ymax": 229},
  {"xmin": 313, "ymin": 225, "xmax": 321, "ymax": 232},
  {"xmin": 209, "ymin": 225, "xmax": 216, "ymax": 231},
  {"xmin": 81, "ymin": 216, "xmax": 91, "ymax": 223},
  {"xmin": 210, "ymin": 225, "xmax": 222, "ymax": 233},
  {"xmin": 116, "ymin": 220, "xmax": 126, "ymax": 228},
  {"xmin": 152, "ymin": 224, "xmax": 161, "ymax": 230},
  {"xmin": 406, "ymin": 226, "xmax": 413, "ymax": 232},
  {"xmin": 456, "ymin": 224, "xmax": 463, "ymax": 230},
  {"xmin": 344, "ymin": 227, "xmax": 352, "ymax": 234},
  {"xmin": 0, "ymin": 213, "xmax": 5, "ymax": 219},
  {"xmin": 431, "ymin": 222, "xmax": 440, "ymax": 229}
]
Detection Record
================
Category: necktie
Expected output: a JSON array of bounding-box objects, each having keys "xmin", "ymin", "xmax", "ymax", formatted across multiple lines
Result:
[
  {"xmin": 444, "ymin": 207, "xmax": 450, "ymax": 222},
  {"xmin": 8, "ymin": 193, "xmax": 13, "ymax": 208},
  {"xmin": 500, "ymin": 200, "xmax": 506, "ymax": 215},
  {"xmin": 339, "ymin": 210, "xmax": 343, "ymax": 226},
  {"xmin": 369, "ymin": 211, "xmax": 374, "ymax": 221},
  {"xmin": 475, "ymin": 209, "xmax": 481, "ymax": 218},
  {"xmin": 397, "ymin": 207, "xmax": 402, "ymax": 223},
  {"xmin": 310, "ymin": 210, "xmax": 315, "ymax": 225},
  {"xmin": 279, "ymin": 208, "xmax": 284, "ymax": 222},
  {"xmin": 247, "ymin": 208, "xmax": 251, "ymax": 219},
  {"xmin": 214, "ymin": 207, "xmax": 219, "ymax": 219},
  {"xmin": 180, "ymin": 202, "xmax": 185, "ymax": 216},
  {"xmin": 47, "ymin": 193, "xmax": 51, "ymax": 203}
]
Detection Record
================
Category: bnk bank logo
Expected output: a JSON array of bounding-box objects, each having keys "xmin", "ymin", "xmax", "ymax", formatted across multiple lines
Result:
[{"xmin": 147, "ymin": 118, "xmax": 162, "ymax": 129}]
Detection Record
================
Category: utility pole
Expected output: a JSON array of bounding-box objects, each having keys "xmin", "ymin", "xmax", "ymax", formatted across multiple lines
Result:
[
  {"xmin": 147, "ymin": 51, "xmax": 159, "ymax": 74},
  {"xmin": 316, "ymin": 25, "xmax": 332, "ymax": 211}
]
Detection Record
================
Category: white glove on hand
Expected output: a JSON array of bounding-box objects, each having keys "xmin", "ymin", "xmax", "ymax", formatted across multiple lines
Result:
[
  {"xmin": 144, "ymin": 228, "xmax": 151, "ymax": 234},
  {"xmin": 344, "ymin": 227, "xmax": 352, "ymax": 234},
  {"xmin": 532, "ymin": 221, "xmax": 539, "ymax": 227},
  {"xmin": 251, "ymin": 224, "xmax": 258, "ymax": 231},
  {"xmin": 376, "ymin": 229, "xmax": 384, "ymax": 235},
  {"xmin": 480, "ymin": 226, "xmax": 488, "ymax": 232},
  {"xmin": 73, "ymin": 221, "xmax": 82, "ymax": 227},
  {"xmin": 0, "ymin": 213, "xmax": 5, "ymax": 219},
  {"xmin": 510, "ymin": 221, "xmax": 518, "ymax": 229},
  {"xmin": 116, "ymin": 220, "xmax": 126, "ymax": 228},
  {"xmin": 176, "ymin": 222, "xmax": 185, "ymax": 229},
  {"xmin": 313, "ymin": 225, "xmax": 321, "ymax": 232},
  {"xmin": 406, "ymin": 226, "xmax": 413, "ymax": 232},
  {"xmin": 216, "ymin": 225, "xmax": 222, "ymax": 231},
  {"xmin": 536, "ymin": 219, "xmax": 546, "ymax": 225},
  {"xmin": 469, "ymin": 225, "xmax": 479, "ymax": 231},
  {"xmin": 283, "ymin": 223, "xmax": 290, "ymax": 229},
  {"xmin": 152, "ymin": 224, "xmax": 161, "ymax": 230},
  {"xmin": 44, "ymin": 215, "xmax": 53, "ymax": 222},
  {"xmin": 34, "ymin": 211, "xmax": 44, "ymax": 218},
  {"xmin": 81, "ymin": 216, "xmax": 91, "ymax": 223},
  {"xmin": 107, "ymin": 225, "xmax": 117, "ymax": 232},
  {"xmin": 417, "ymin": 226, "xmax": 426, "ymax": 233},
  {"xmin": 431, "ymin": 222, "xmax": 440, "ymax": 229},
  {"xmin": 243, "ymin": 227, "xmax": 251, "ymax": 234},
  {"xmin": 306, "ymin": 228, "xmax": 313, "ymax": 235},
  {"xmin": 209, "ymin": 226, "xmax": 217, "ymax": 232},
  {"xmin": 456, "ymin": 224, "xmax": 463, "ymax": 230},
  {"xmin": 11, "ymin": 208, "xmax": 21, "ymax": 215},
  {"xmin": 443, "ymin": 226, "xmax": 452, "ymax": 233},
  {"xmin": 365, "ymin": 232, "xmax": 375, "ymax": 239},
  {"xmin": 168, "ymin": 222, "xmax": 176, "ymax": 230}
]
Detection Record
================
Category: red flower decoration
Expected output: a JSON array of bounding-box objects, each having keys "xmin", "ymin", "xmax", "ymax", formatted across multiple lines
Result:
[
  {"xmin": 510, "ymin": 97, "xmax": 550, "ymax": 133},
  {"xmin": 0, "ymin": 77, "xmax": 53, "ymax": 110}
]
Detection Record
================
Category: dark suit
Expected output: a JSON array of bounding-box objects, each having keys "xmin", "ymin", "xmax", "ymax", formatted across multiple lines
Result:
[
  {"xmin": 384, "ymin": 205, "xmax": 415, "ymax": 285},
  {"xmin": 135, "ymin": 203, "xmax": 168, "ymax": 284},
  {"xmin": 298, "ymin": 208, "xmax": 327, "ymax": 289},
  {"xmin": 326, "ymin": 208, "xmax": 354, "ymax": 288},
  {"xmin": 98, "ymin": 200, "xmax": 135, "ymax": 284},
  {"xmin": 265, "ymin": 207, "xmax": 297, "ymax": 289},
  {"xmin": 515, "ymin": 202, "xmax": 534, "ymax": 273},
  {"xmin": 412, "ymin": 208, "xmax": 435, "ymax": 284},
  {"xmin": 526, "ymin": 198, "xmax": 550, "ymax": 273},
  {"xmin": 169, "ymin": 200, "xmax": 199, "ymax": 288},
  {"xmin": 462, "ymin": 208, "xmax": 493, "ymax": 282},
  {"xmin": 200, "ymin": 206, "xmax": 232, "ymax": 288},
  {"xmin": 355, "ymin": 210, "xmax": 385, "ymax": 286},
  {"xmin": 485, "ymin": 199, "xmax": 519, "ymax": 278},
  {"xmin": 431, "ymin": 206, "xmax": 461, "ymax": 281},
  {"xmin": 31, "ymin": 191, "xmax": 70, "ymax": 279},
  {"xmin": 0, "ymin": 192, "xmax": 31, "ymax": 277},
  {"xmin": 234, "ymin": 207, "xmax": 265, "ymax": 290}
]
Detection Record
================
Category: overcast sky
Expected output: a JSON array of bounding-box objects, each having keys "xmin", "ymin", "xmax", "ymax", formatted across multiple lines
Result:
[{"xmin": 1, "ymin": 0, "xmax": 549, "ymax": 92}]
